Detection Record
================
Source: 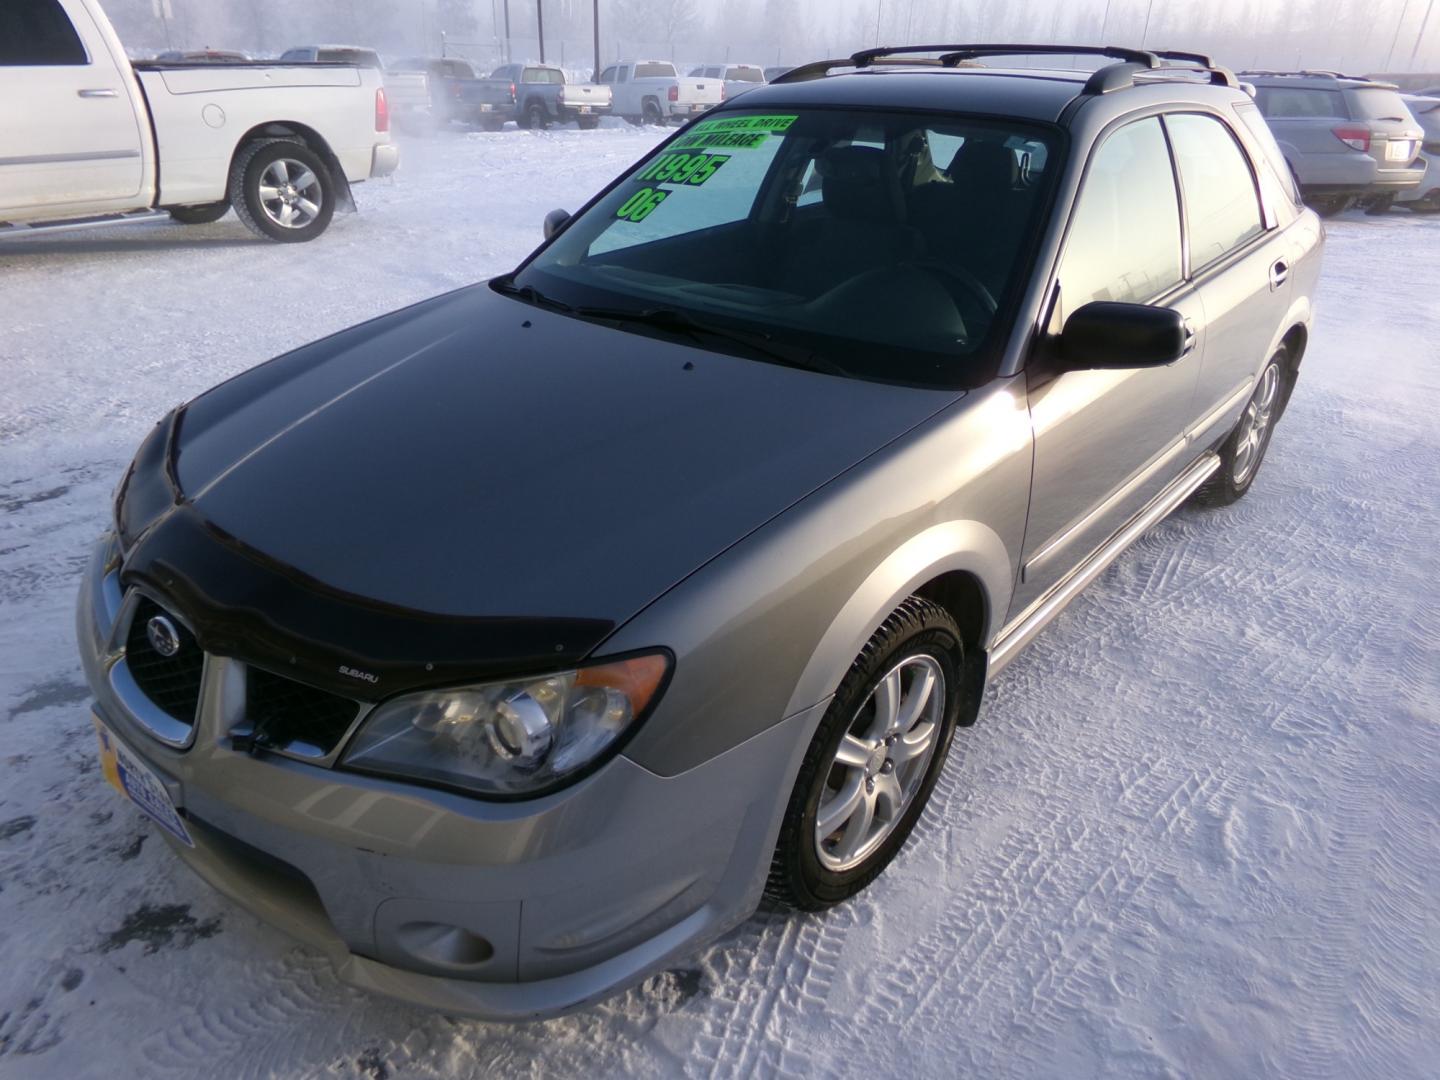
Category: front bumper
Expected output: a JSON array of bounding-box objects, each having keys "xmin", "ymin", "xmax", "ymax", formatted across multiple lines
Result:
[{"xmin": 77, "ymin": 534, "xmax": 813, "ymax": 1019}]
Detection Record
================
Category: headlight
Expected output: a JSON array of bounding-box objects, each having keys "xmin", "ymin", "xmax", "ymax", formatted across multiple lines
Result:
[{"xmin": 340, "ymin": 652, "xmax": 670, "ymax": 798}]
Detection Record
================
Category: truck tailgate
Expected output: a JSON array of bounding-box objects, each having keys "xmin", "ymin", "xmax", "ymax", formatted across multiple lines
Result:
[
  {"xmin": 384, "ymin": 71, "xmax": 430, "ymax": 111},
  {"xmin": 562, "ymin": 85, "xmax": 612, "ymax": 108},
  {"xmin": 676, "ymin": 79, "xmax": 723, "ymax": 105}
]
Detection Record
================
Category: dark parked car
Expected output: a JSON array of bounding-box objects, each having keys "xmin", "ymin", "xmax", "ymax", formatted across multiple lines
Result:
[
  {"xmin": 390, "ymin": 56, "xmax": 486, "ymax": 124},
  {"xmin": 1244, "ymin": 71, "xmax": 1426, "ymax": 214},
  {"xmin": 81, "ymin": 44, "xmax": 1322, "ymax": 1021}
]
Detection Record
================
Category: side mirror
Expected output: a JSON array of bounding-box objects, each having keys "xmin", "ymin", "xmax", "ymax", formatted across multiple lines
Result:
[
  {"xmin": 1059, "ymin": 301, "xmax": 1189, "ymax": 370},
  {"xmin": 543, "ymin": 208, "xmax": 571, "ymax": 240}
]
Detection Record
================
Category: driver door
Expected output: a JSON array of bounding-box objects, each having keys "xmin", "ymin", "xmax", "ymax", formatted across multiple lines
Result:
[{"xmin": 1011, "ymin": 116, "xmax": 1205, "ymax": 617}]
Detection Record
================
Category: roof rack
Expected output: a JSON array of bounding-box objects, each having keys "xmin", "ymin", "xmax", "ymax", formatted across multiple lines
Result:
[{"xmin": 772, "ymin": 43, "xmax": 1239, "ymax": 94}]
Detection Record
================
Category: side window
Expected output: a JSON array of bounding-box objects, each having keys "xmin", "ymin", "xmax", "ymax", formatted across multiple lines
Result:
[
  {"xmin": 1256, "ymin": 87, "xmax": 1348, "ymax": 119},
  {"xmin": 1234, "ymin": 101, "xmax": 1303, "ymax": 208},
  {"xmin": 616, "ymin": 66, "xmax": 629, "ymax": 83},
  {"xmin": 1166, "ymin": 113, "xmax": 1265, "ymax": 268},
  {"xmin": 598, "ymin": 66, "xmax": 614, "ymax": 83},
  {"xmin": 0, "ymin": 0, "xmax": 87, "ymax": 66},
  {"xmin": 1059, "ymin": 117, "xmax": 1182, "ymax": 313}
]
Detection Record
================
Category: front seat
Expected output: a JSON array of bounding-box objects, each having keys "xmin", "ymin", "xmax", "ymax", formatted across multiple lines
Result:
[
  {"xmin": 782, "ymin": 145, "xmax": 923, "ymax": 298},
  {"xmin": 912, "ymin": 139, "xmax": 1031, "ymax": 290}
]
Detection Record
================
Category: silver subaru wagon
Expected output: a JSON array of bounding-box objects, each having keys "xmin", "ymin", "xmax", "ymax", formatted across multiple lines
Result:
[{"xmin": 78, "ymin": 44, "xmax": 1324, "ymax": 1019}]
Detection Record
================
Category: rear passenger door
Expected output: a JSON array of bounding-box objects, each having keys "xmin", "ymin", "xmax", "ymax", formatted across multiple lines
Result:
[
  {"xmin": 1014, "ymin": 116, "xmax": 1206, "ymax": 617},
  {"xmin": 1163, "ymin": 111, "xmax": 1288, "ymax": 444}
]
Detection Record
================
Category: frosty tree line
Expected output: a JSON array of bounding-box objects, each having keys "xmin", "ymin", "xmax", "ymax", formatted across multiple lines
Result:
[{"xmin": 104, "ymin": 0, "xmax": 1437, "ymax": 75}]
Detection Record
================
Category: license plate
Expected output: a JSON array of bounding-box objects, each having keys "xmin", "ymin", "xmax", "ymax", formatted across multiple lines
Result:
[
  {"xmin": 579, "ymin": 106, "xmax": 591, "ymax": 114},
  {"xmin": 1386, "ymin": 140, "xmax": 1413, "ymax": 161},
  {"xmin": 478, "ymin": 104, "xmax": 492, "ymax": 111},
  {"xmin": 94, "ymin": 715, "xmax": 193, "ymax": 847}
]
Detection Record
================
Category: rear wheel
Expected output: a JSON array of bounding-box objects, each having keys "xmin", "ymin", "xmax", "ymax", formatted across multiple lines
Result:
[
  {"xmin": 1193, "ymin": 353, "xmax": 1286, "ymax": 507},
  {"xmin": 168, "ymin": 202, "xmax": 230, "ymax": 225},
  {"xmin": 1363, "ymin": 193, "xmax": 1395, "ymax": 215},
  {"xmin": 231, "ymin": 140, "xmax": 335, "ymax": 243},
  {"xmin": 765, "ymin": 597, "xmax": 964, "ymax": 911},
  {"xmin": 642, "ymin": 98, "xmax": 664, "ymax": 125},
  {"xmin": 525, "ymin": 101, "xmax": 549, "ymax": 130}
]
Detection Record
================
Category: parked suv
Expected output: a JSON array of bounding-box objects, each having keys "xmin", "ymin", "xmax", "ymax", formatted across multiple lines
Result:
[
  {"xmin": 1245, "ymin": 71, "xmax": 1426, "ymax": 215},
  {"xmin": 79, "ymin": 44, "xmax": 1322, "ymax": 1020},
  {"xmin": 1396, "ymin": 95, "xmax": 1440, "ymax": 211}
]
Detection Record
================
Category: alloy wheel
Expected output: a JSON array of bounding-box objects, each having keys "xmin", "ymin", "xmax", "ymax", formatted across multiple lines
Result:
[
  {"xmin": 814, "ymin": 654, "xmax": 946, "ymax": 872},
  {"xmin": 1232, "ymin": 363, "xmax": 1281, "ymax": 484},
  {"xmin": 258, "ymin": 158, "xmax": 323, "ymax": 230}
]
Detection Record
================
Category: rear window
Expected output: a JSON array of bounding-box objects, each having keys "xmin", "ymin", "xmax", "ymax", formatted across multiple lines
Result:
[
  {"xmin": 522, "ymin": 67, "xmax": 564, "ymax": 84},
  {"xmin": 635, "ymin": 62, "xmax": 676, "ymax": 79},
  {"xmin": 728, "ymin": 67, "xmax": 764, "ymax": 82},
  {"xmin": 1256, "ymin": 87, "xmax": 1349, "ymax": 118},
  {"xmin": 0, "ymin": 0, "xmax": 86, "ymax": 66},
  {"xmin": 1348, "ymin": 87, "xmax": 1414, "ymax": 121}
]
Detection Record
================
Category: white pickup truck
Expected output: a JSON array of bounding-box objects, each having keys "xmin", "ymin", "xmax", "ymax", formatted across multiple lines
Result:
[
  {"xmin": 596, "ymin": 61, "xmax": 723, "ymax": 125},
  {"xmin": 0, "ymin": 0, "xmax": 399, "ymax": 243}
]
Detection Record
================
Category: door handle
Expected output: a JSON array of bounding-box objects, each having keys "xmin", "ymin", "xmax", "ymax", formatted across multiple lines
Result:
[
  {"xmin": 1269, "ymin": 259, "xmax": 1289, "ymax": 290},
  {"xmin": 1180, "ymin": 318, "xmax": 1198, "ymax": 356},
  {"xmin": 77, "ymin": 88, "xmax": 118, "ymax": 98}
]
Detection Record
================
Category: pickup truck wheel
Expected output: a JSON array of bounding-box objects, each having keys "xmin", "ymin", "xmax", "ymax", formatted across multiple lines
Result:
[
  {"xmin": 231, "ymin": 140, "xmax": 335, "ymax": 244},
  {"xmin": 525, "ymin": 102, "xmax": 549, "ymax": 130},
  {"xmin": 765, "ymin": 597, "xmax": 963, "ymax": 912},
  {"xmin": 168, "ymin": 202, "xmax": 230, "ymax": 225},
  {"xmin": 1192, "ymin": 353, "xmax": 1286, "ymax": 507},
  {"xmin": 642, "ymin": 99, "xmax": 664, "ymax": 125}
]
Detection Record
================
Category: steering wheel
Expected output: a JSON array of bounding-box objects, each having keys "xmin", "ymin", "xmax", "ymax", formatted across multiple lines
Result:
[{"xmin": 912, "ymin": 260, "xmax": 999, "ymax": 317}]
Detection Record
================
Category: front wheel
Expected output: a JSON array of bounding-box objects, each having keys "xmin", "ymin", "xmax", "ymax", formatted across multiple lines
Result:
[
  {"xmin": 1193, "ymin": 353, "xmax": 1287, "ymax": 507},
  {"xmin": 231, "ymin": 140, "xmax": 335, "ymax": 243},
  {"xmin": 765, "ymin": 597, "xmax": 963, "ymax": 911},
  {"xmin": 168, "ymin": 202, "xmax": 230, "ymax": 225}
]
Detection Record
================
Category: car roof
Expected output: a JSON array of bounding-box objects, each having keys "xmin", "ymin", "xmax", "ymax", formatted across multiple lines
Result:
[
  {"xmin": 713, "ymin": 65, "xmax": 1245, "ymax": 124},
  {"xmin": 1242, "ymin": 71, "xmax": 1398, "ymax": 90}
]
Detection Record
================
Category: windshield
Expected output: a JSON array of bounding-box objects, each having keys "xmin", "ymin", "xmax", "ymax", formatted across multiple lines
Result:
[{"xmin": 514, "ymin": 108, "xmax": 1059, "ymax": 388}]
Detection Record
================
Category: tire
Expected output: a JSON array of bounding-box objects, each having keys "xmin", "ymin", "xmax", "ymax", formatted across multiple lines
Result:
[
  {"xmin": 230, "ymin": 139, "xmax": 335, "ymax": 244},
  {"xmin": 1307, "ymin": 194, "xmax": 1352, "ymax": 218},
  {"xmin": 168, "ymin": 202, "xmax": 230, "ymax": 225},
  {"xmin": 642, "ymin": 99, "xmax": 664, "ymax": 125},
  {"xmin": 525, "ymin": 101, "xmax": 549, "ymax": 130},
  {"xmin": 765, "ymin": 597, "xmax": 964, "ymax": 912},
  {"xmin": 577, "ymin": 116, "xmax": 600, "ymax": 130},
  {"xmin": 1192, "ymin": 352, "xmax": 1287, "ymax": 507},
  {"xmin": 1364, "ymin": 193, "xmax": 1395, "ymax": 216}
]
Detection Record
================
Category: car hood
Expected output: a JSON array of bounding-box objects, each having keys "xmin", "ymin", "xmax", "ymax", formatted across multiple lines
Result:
[{"xmin": 170, "ymin": 284, "xmax": 957, "ymax": 629}]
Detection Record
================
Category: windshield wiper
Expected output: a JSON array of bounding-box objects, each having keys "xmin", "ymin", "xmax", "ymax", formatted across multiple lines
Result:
[
  {"xmin": 573, "ymin": 305, "xmax": 849, "ymax": 377},
  {"xmin": 490, "ymin": 274, "xmax": 575, "ymax": 313}
]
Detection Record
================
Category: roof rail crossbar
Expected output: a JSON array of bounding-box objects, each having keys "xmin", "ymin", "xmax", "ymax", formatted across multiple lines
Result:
[
  {"xmin": 769, "ymin": 54, "xmax": 946, "ymax": 84},
  {"xmin": 848, "ymin": 42, "xmax": 1159, "ymax": 69},
  {"xmin": 1148, "ymin": 49, "xmax": 1240, "ymax": 87}
]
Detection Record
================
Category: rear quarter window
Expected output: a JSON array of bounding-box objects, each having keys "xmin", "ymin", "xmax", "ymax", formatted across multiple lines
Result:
[
  {"xmin": 1255, "ymin": 87, "xmax": 1349, "ymax": 119},
  {"xmin": 1165, "ymin": 113, "xmax": 1265, "ymax": 268},
  {"xmin": 1348, "ymin": 87, "xmax": 1415, "ymax": 121},
  {"xmin": 1234, "ymin": 101, "xmax": 1303, "ymax": 207}
]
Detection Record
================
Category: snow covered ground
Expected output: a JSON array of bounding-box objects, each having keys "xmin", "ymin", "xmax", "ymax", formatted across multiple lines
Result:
[{"xmin": 2, "ymin": 124, "xmax": 1438, "ymax": 1079}]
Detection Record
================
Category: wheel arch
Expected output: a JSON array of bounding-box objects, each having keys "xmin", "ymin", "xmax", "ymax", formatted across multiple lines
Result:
[
  {"xmin": 228, "ymin": 122, "xmax": 356, "ymax": 212},
  {"xmin": 782, "ymin": 520, "xmax": 1013, "ymax": 723}
]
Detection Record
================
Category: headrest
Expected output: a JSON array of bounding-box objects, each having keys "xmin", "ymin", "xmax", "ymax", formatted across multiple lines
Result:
[
  {"xmin": 817, "ymin": 145, "xmax": 905, "ymax": 223},
  {"xmin": 947, "ymin": 140, "xmax": 1020, "ymax": 189}
]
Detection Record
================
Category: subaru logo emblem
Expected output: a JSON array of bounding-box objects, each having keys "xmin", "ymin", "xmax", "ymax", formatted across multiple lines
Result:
[{"xmin": 146, "ymin": 614, "xmax": 181, "ymax": 658}]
